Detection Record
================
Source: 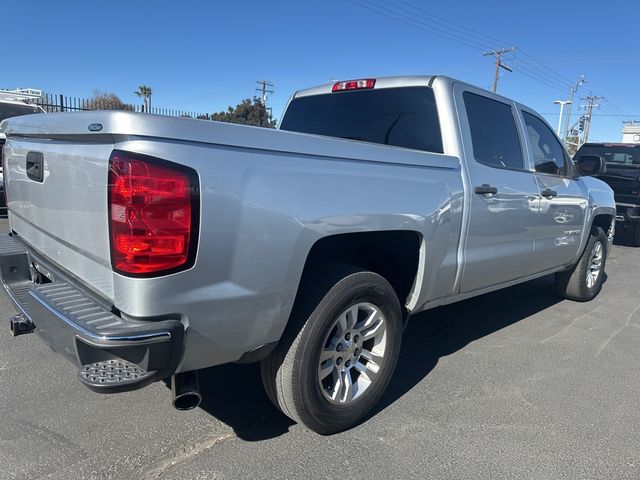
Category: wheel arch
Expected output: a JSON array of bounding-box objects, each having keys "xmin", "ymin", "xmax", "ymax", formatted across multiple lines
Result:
[
  {"xmin": 293, "ymin": 230, "xmax": 424, "ymax": 326},
  {"xmin": 591, "ymin": 212, "xmax": 615, "ymax": 237}
]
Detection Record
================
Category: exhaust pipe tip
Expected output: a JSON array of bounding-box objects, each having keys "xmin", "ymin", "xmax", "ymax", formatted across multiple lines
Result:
[
  {"xmin": 173, "ymin": 391, "xmax": 202, "ymax": 411},
  {"xmin": 171, "ymin": 371, "xmax": 201, "ymax": 411}
]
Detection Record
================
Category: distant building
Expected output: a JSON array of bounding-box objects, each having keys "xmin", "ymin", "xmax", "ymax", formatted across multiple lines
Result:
[{"xmin": 622, "ymin": 122, "xmax": 640, "ymax": 143}]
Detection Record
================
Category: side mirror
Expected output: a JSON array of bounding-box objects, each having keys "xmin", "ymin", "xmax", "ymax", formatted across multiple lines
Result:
[{"xmin": 575, "ymin": 154, "xmax": 606, "ymax": 177}]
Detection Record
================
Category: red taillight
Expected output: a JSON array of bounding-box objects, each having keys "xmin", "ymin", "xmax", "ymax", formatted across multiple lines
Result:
[
  {"xmin": 331, "ymin": 79, "xmax": 376, "ymax": 92},
  {"xmin": 108, "ymin": 151, "xmax": 198, "ymax": 276}
]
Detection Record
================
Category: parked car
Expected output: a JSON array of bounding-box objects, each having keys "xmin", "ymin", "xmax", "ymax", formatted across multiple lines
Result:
[
  {"xmin": 0, "ymin": 98, "xmax": 43, "ymax": 216},
  {"xmin": 575, "ymin": 143, "xmax": 640, "ymax": 245},
  {"xmin": 0, "ymin": 76, "xmax": 615, "ymax": 434}
]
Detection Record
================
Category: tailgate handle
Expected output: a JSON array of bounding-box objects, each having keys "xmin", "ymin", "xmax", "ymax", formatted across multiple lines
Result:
[{"xmin": 26, "ymin": 152, "xmax": 44, "ymax": 182}]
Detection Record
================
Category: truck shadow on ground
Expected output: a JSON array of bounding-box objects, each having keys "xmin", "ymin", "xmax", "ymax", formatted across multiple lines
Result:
[
  {"xmin": 195, "ymin": 274, "xmax": 563, "ymax": 441},
  {"xmin": 197, "ymin": 362, "xmax": 294, "ymax": 440},
  {"xmin": 373, "ymin": 274, "xmax": 562, "ymax": 418}
]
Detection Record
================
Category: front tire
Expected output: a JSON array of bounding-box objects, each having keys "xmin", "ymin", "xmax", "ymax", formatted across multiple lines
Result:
[
  {"xmin": 261, "ymin": 267, "xmax": 402, "ymax": 434},
  {"xmin": 556, "ymin": 226, "xmax": 608, "ymax": 301}
]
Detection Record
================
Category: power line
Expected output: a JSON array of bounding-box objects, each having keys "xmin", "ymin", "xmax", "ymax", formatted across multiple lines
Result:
[
  {"xmin": 348, "ymin": 0, "xmax": 490, "ymax": 51},
  {"xmin": 350, "ymin": 0, "xmax": 579, "ymax": 96},
  {"xmin": 512, "ymin": 55, "xmax": 573, "ymax": 91},
  {"xmin": 392, "ymin": 0, "xmax": 500, "ymax": 49},
  {"xmin": 392, "ymin": 0, "xmax": 576, "ymax": 90},
  {"xmin": 511, "ymin": 62, "xmax": 572, "ymax": 93},
  {"xmin": 513, "ymin": 48, "xmax": 575, "ymax": 86},
  {"xmin": 370, "ymin": 0, "xmax": 573, "ymax": 91},
  {"xmin": 540, "ymin": 113, "xmax": 640, "ymax": 117},
  {"xmin": 351, "ymin": 0, "xmax": 636, "ymax": 136},
  {"xmin": 392, "ymin": 0, "xmax": 600, "ymax": 94},
  {"xmin": 597, "ymin": 98, "xmax": 632, "ymax": 117}
]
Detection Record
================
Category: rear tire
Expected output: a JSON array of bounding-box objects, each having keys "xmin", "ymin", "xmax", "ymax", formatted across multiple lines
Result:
[
  {"xmin": 261, "ymin": 266, "xmax": 402, "ymax": 434},
  {"xmin": 556, "ymin": 226, "xmax": 608, "ymax": 302}
]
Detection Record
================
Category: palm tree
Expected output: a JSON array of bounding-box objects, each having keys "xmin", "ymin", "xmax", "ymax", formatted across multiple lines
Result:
[{"xmin": 134, "ymin": 85, "xmax": 153, "ymax": 113}]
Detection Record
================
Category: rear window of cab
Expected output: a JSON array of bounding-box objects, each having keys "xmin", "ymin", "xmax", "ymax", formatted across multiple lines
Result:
[{"xmin": 280, "ymin": 86, "xmax": 444, "ymax": 154}]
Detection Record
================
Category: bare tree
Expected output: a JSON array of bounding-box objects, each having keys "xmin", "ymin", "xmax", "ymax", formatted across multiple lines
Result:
[{"xmin": 89, "ymin": 90, "xmax": 134, "ymax": 111}]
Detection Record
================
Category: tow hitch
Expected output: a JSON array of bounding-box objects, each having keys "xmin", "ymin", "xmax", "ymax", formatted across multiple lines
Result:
[{"xmin": 9, "ymin": 313, "xmax": 35, "ymax": 336}]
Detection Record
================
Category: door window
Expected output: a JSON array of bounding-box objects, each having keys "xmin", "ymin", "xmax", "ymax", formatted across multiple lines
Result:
[
  {"xmin": 463, "ymin": 92, "xmax": 524, "ymax": 170},
  {"xmin": 522, "ymin": 111, "xmax": 568, "ymax": 176}
]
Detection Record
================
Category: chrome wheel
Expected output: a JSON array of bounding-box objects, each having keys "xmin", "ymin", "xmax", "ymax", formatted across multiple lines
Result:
[
  {"xmin": 586, "ymin": 241, "xmax": 603, "ymax": 288},
  {"xmin": 317, "ymin": 302, "xmax": 387, "ymax": 405}
]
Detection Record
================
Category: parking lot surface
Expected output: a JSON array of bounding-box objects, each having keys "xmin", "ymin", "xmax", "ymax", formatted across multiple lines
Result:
[{"xmin": 1, "ymin": 220, "xmax": 639, "ymax": 480}]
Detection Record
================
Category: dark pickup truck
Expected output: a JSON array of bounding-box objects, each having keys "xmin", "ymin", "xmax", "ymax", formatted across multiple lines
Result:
[{"xmin": 575, "ymin": 143, "xmax": 640, "ymax": 245}]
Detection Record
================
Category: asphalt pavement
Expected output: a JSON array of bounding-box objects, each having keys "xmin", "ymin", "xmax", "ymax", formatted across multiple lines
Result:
[{"xmin": 1, "ymin": 219, "xmax": 640, "ymax": 480}]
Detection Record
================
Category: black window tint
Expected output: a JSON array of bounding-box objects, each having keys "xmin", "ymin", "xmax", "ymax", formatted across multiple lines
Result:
[
  {"xmin": 463, "ymin": 92, "xmax": 523, "ymax": 170},
  {"xmin": 280, "ymin": 87, "xmax": 443, "ymax": 153},
  {"xmin": 522, "ymin": 111, "xmax": 567, "ymax": 176}
]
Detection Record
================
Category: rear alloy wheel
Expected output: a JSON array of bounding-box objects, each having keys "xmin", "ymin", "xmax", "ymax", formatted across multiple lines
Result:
[
  {"xmin": 318, "ymin": 302, "xmax": 388, "ymax": 406},
  {"xmin": 556, "ymin": 226, "xmax": 608, "ymax": 301},
  {"xmin": 261, "ymin": 267, "xmax": 402, "ymax": 434}
]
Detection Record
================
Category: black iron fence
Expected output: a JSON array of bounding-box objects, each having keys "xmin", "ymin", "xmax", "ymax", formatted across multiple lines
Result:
[{"xmin": 33, "ymin": 92, "xmax": 208, "ymax": 119}]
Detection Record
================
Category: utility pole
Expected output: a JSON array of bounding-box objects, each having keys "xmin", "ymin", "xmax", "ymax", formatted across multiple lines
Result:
[
  {"xmin": 562, "ymin": 75, "xmax": 586, "ymax": 143},
  {"xmin": 255, "ymin": 80, "xmax": 274, "ymax": 107},
  {"xmin": 255, "ymin": 80, "xmax": 274, "ymax": 127},
  {"xmin": 483, "ymin": 47, "xmax": 514, "ymax": 93},
  {"xmin": 580, "ymin": 93, "xmax": 604, "ymax": 145},
  {"xmin": 553, "ymin": 100, "xmax": 572, "ymax": 137}
]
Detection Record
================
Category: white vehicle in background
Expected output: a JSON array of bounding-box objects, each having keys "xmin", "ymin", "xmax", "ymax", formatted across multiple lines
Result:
[{"xmin": 0, "ymin": 89, "xmax": 44, "ymax": 216}]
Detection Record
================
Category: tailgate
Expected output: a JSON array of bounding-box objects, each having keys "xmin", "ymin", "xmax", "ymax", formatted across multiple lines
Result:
[{"xmin": 3, "ymin": 132, "xmax": 114, "ymax": 300}]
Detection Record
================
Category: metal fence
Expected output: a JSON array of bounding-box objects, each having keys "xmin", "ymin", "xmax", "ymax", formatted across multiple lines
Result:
[{"xmin": 33, "ymin": 92, "xmax": 209, "ymax": 119}]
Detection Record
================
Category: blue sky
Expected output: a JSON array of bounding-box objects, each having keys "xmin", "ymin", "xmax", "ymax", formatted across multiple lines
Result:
[{"xmin": 3, "ymin": 0, "xmax": 637, "ymax": 141}]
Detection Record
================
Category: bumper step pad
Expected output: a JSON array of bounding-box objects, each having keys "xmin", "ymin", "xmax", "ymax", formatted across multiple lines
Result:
[{"xmin": 78, "ymin": 360, "xmax": 156, "ymax": 392}]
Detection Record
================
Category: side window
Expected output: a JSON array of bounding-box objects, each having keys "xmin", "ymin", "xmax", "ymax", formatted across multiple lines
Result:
[
  {"xmin": 463, "ymin": 91, "xmax": 524, "ymax": 170},
  {"xmin": 522, "ymin": 111, "xmax": 567, "ymax": 176}
]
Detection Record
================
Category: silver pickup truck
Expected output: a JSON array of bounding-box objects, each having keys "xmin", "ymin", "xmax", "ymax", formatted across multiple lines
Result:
[{"xmin": 0, "ymin": 76, "xmax": 615, "ymax": 434}]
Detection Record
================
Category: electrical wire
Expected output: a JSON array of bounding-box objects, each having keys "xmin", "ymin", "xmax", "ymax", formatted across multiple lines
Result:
[
  {"xmin": 350, "ymin": 0, "xmax": 582, "ymax": 96},
  {"xmin": 390, "ymin": 0, "xmax": 575, "ymax": 90},
  {"xmin": 350, "ymin": 0, "xmax": 639, "ymax": 128}
]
